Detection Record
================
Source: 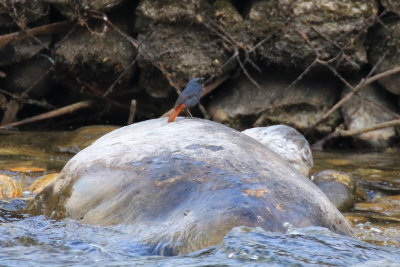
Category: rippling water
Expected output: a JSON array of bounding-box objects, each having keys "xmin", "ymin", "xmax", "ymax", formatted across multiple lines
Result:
[
  {"xmin": 1, "ymin": 148, "xmax": 400, "ymax": 266},
  {"xmin": 1, "ymin": 212, "xmax": 400, "ymax": 266}
]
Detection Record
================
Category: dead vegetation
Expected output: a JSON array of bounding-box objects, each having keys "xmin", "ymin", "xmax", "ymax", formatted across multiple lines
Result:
[{"xmin": 0, "ymin": 0, "xmax": 399, "ymax": 148}]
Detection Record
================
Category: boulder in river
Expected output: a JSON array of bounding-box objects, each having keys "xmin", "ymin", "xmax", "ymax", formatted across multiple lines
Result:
[
  {"xmin": 242, "ymin": 125, "xmax": 313, "ymax": 177},
  {"xmin": 311, "ymin": 170, "xmax": 356, "ymax": 212},
  {"xmin": 27, "ymin": 118, "xmax": 353, "ymax": 255},
  {"xmin": 0, "ymin": 174, "xmax": 22, "ymax": 199}
]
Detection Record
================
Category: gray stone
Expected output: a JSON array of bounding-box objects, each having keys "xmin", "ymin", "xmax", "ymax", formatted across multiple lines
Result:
[
  {"xmin": 134, "ymin": 0, "xmax": 239, "ymax": 98},
  {"xmin": 0, "ymin": 0, "xmax": 48, "ymax": 27},
  {"xmin": 367, "ymin": 19, "xmax": 400, "ymax": 95},
  {"xmin": 47, "ymin": 0, "xmax": 125, "ymax": 19},
  {"xmin": 341, "ymin": 83, "xmax": 398, "ymax": 149},
  {"xmin": 242, "ymin": 125, "xmax": 313, "ymax": 177},
  {"xmin": 311, "ymin": 170, "xmax": 356, "ymax": 212},
  {"xmin": 54, "ymin": 24, "xmax": 136, "ymax": 93},
  {"xmin": 2, "ymin": 55, "xmax": 54, "ymax": 98},
  {"xmin": 207, "ymin": 70, "xmax": 341, "ymax": 134},
  {"xmin": 245, "ymin": 0, "xmax": 377, "ymax": 70},
  {"xmin": 0, "ymin": 34, "xmax": 51, "ymax": 67},
  {"xmin": 381, "ymin": 0, "xmax": 400, "ymax": 15},
  {"xmin": 27, "ymin": 118, "xmax": 353, "ymax": 255}
]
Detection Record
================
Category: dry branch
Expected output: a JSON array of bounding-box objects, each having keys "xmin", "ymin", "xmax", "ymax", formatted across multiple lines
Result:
[
  {"xmin": 0, "ymin": 100, "xmax": 93, "ymax": 129},
  {"xmin": 338, "ymin": 119, "xmax": 400, "ymax": 137},
  {"xmin": 0, "ymin": 20, "xmax": 74, "ymax": 48},
  {"xmin": 312, "ymin": 119, "xmax": 400, "ymax": 150},
  {"xmin": 127, "ymin": 99, "xmax": 137, "ymax": 125},
  {"xmin": 310, "ymin": 66, "xmax": 400, "ymax": 130}
]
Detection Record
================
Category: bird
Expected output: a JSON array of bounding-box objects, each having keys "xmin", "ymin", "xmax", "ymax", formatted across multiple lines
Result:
[{"xmin": 168, "ymin": 78, "xmax": 205, "ymax": 123}]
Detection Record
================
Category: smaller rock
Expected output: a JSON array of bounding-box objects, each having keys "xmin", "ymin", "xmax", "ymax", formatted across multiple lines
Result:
[
  {"xmin": 2, "ymin": 55, "xmax": 54, "ymax": 98},
  {"xmin": 55, "ymin": 125, "xmax": 119, "ymax": 153},
  {"xmin": 311, "ymin": 170, "xmax": 356, "ymax": 212},
  {"xmin": 207, "ymin": 70, "xmax": 341, "ymax": 133},
  {"xmin": 0, "ymin": 0, "xmax": 48, "ymax": 27},
  {"xmin": 0, "ymin": 34, "xmax": 51, "ymax": 67},
  {"xmin": 0, "ymin": 174, "xmax": 23, "ymax": 199},
  {"xmin": 367, "ymin": 19, "xmax": 400, "ymax": 95},
  {"xmin": 9, "ymin": 167, "xmax": 46, "ymax": 173},
  {"xmin": 381, "ymin": 0, "xmax": 400, "ymax": 15},
  {"xmin": 242, "ymin": 125, "xmax": 313, "ymax": 177},
  {"xmin": 341, "ymin": 82, "xmax": 398, "ymax": 149},
  {"xmin": 29, "ymin": 173, "xmax": 60, "ymax": 194}
]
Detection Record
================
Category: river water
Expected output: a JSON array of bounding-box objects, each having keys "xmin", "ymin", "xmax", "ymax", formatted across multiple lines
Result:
[{"xmin": 0, "ymin": 143, "xmax": 400, "ymax": 266}]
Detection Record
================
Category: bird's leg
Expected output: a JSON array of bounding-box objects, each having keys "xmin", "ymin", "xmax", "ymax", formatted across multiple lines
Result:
[{"xmin": 185, "ymin": 108, "xmax": 193, "ymax": 118}]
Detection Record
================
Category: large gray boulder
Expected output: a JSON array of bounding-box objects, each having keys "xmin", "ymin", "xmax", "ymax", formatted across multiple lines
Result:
[{"xmin": 27, "ymin": 118, "xmax": 353, "ymax": 255}]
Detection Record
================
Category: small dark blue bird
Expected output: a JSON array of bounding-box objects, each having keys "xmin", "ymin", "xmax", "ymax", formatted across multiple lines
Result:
[{"xmin": 168, "ymin": 78, "xmax": 204, "ymax": 123}]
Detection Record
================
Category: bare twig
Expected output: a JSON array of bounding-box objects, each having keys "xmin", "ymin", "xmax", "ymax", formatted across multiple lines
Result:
[
  {"xmin": 338, "ymin": 119, "xmax": 400, "ymax": 137},
  {"xmin": 312, "ymin": 120, "xmax": 400, "ymax": 149},
  {"xmin": 310, "ymin": 66, "xmax": 400, "ymax": 130},
  {"xmin": 103, "ymin": 52, "xmax": 139, "ymax": 97},
  {"xmin": 0, "ymin": 21, "xmax": 74, "ymax": 48},
  {"xmin": 127, "ymin": 99, "xmax": 137, "ymax": 125},
  {"xmin": 0, "ymin": 100, "xmax": 93, "ymax": 129},
  {"xmin": 0, "ymin": 88, "xmax": 55, "ymax": 109}
]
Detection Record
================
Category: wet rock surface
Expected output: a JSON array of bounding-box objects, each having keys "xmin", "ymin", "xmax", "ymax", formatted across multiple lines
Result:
[
  {"xmin": 0, "ymin": 174, "xmax": 22, "ymax": 199},
  {"xmin": 311, "ymin": 170, "xmax": 356, "ymax": 212},
  {"xmin": 27, "ymin": 118, "xmax": 353, "ymax": 254},
  {"xmin": 0, "ymin": 125, "xmax": 117, "ymax": 156},
  {"xmin": 29, "ymin": 173, "xmax": 60, "ymax": 194}
]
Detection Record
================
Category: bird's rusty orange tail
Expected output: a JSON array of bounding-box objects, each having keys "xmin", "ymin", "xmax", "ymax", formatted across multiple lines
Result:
[{"xmin": 168, "ymin": 103, "xmax": 185, "ymax": 123}]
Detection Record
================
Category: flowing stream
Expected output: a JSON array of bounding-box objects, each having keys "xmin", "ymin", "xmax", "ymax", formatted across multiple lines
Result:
[{"xmin": 0, "ymin": 130, "xmax": 400, "ymax": 266}]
